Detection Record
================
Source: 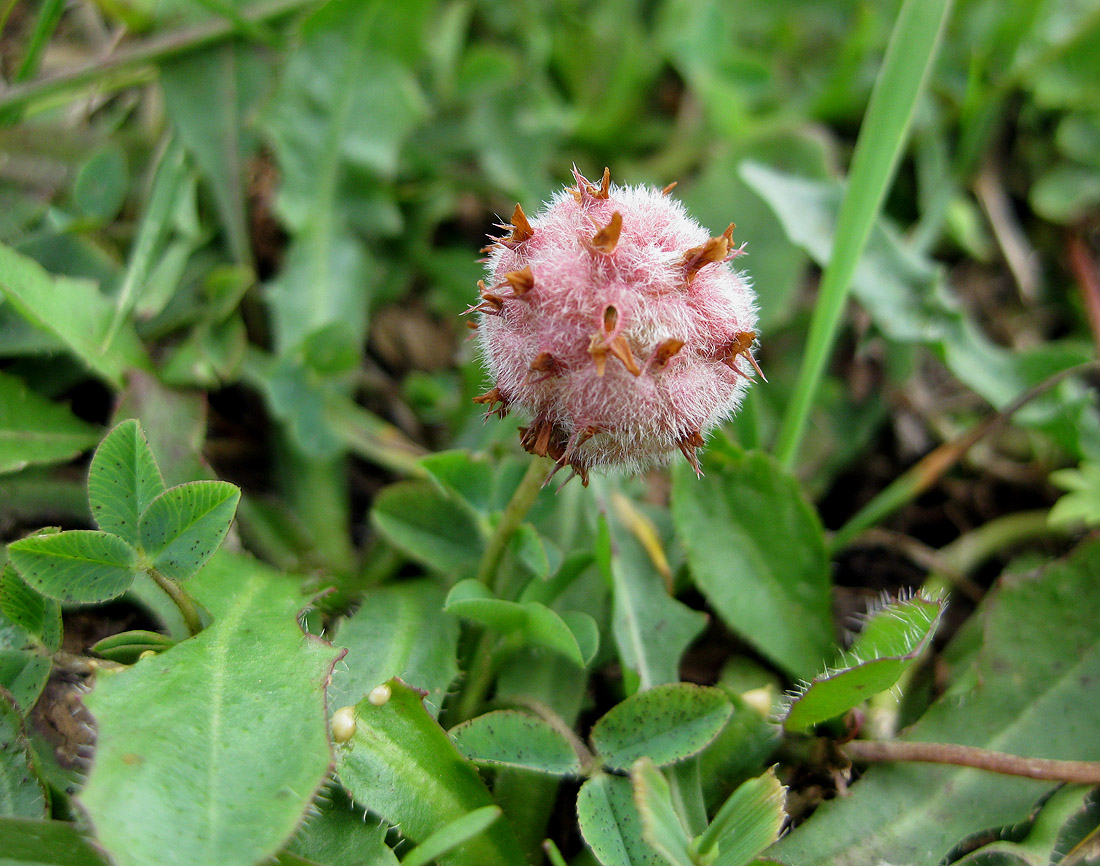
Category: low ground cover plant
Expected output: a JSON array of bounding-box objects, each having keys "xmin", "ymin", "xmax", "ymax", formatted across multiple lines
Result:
[{"xmin": 2, "ymin": 1, "xmax": 1100, "ymax": 865}]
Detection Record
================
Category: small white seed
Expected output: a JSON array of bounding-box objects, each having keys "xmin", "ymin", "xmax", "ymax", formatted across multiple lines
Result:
[
  {"xmin": 368, "ymin": 683, "xmax": 392, "ymax": 706},
  {"xmin": 331, "ymin": 706, "xmax": 357, "ymax": 743}
]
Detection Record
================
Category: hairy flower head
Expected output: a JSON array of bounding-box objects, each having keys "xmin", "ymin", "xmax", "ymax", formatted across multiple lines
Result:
[{"xmin": 469, "ymin": 167, "xmax": 761, "ymax": 484}]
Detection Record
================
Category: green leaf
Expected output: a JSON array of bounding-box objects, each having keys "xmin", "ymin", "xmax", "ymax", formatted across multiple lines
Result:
[
  {"xmin": 782, "ymin": 593, "xmax": 945, "ymax": 732},
  {"xmin": 371, "ymin": 481, "xmax": 485, "ymax": 574},
  {"xmin": 1049, "ymin": 461, "xmax": 1100, "ymax": 528},
  {"xmin": 73, "ymin": 146, "xmax": 128, "ymax": 222},
  {"xmin": 0, "ymin": 371, "xmax": 99, "ymax": 475},
  {"xmin": 78, "ymin": 551, "xmax": 343, "ymax": 866},
  {"xmin": 596, "ymin": 494, "xmax": 706, "ymax": 690},
  {"xmin": 0, "ymin": 691, "xmax": 47, "ymax": 817},
  {"xmin": 769, "ymin": 538, "xmax": 1100, "ymax": 865},
  {"xmin": 335, "ymin": 679, "xmax": 526, "ymax": 866},
  {"xmin": 577, "ymin": 774, "xmax": 664, "ymax": 866},
  {"xmin": 590, "ymin": 684, "xmax": 733, "ymax": 771},
  {"xmin": 0, "ymin": 563, "xmax": 61, "ymax": 653},
  {"xmin": 0, "ymin": 242, "xmax": 148, "ymax": 388},
  {"xmin": 138, "ymin": 481, "xmax": 241, "ymax": 581},
  {"xmin": 261, "ymin": 0, "xmax": 427, "ymax": 354},
  {"xmin": 287, "ymin": 786, "xmax": 399, "ymax": 866},
  {"xmin": 90, "ymin": 630, "xmax": 175, "ymax": 665},
  {"xmin": 632, "ymin": 758, "xmax": 693, "ymax": 866},
  {"xmin": 0, "ymin": 652, "xmax": 50, "ymax": 713},
  {"xmin": 444, "ymin": 580, "xmax": 593, "ymax": 666},
  {"xmin": 161, "ymin": 41, "xmax": 269, "ymax": 265},
  {"xmin": 0, "ymin": 817, "xmax": 110, "ymax": 865},
  {"xmin": 87, "ymin": 419, "xmax": 166, "ymax": 545},
  {"xmin": 950, "ymin": 785, "xmax": 1097, "ymax": 865},
  {"xmin": 328, "ymin": 578, "xmax": 459, "ymax": 719},
  {"xmin": 7, "ymin": 531, "xmax": 137, "ymax": 604},
  {"xmin": 692, "ymin": 769, "xmax": 786, "ymax": 866},
  {"xmin": 419, "ymin": 451, "xmax": 496, "ymax": 514},
  {"xmin": 449, "ymin": 710, "xmax": 583, "ymax": 776},
  {"xmin": 400, "ymin": 806, "xmax": 503, "ymax": 866},
  {"xmin": 671, "ymin": 444, "xmax": 833, "ymax": 679}
]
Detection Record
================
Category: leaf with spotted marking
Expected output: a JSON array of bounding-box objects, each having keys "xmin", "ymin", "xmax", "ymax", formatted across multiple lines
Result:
[
  {"xmin": 7, "ymin": 530, "xmax": 138, "ymax": 603},
  {"xmin": 87, "ymin": 419, "xmax": 166, "ymax": 546},
  {"xmin": 138, "ymin": 481, "xmax": 241, "ymax": 581},
  {"xmin": 590, "ymin": 684, "xmax": 732, "ymax": 771}
]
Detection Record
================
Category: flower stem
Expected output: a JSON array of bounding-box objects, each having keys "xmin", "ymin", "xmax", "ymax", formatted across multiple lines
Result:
[
  {"xmin": 844, "ymin": 739, "xmax": 1100, "ymax": 784},
  {"xmin": 147, "ymin": 569, "xmax": 203, "ymax": 636},
  {"xmin": 452, "ymin": 456, "xmax": 551, "ymax": 723}
]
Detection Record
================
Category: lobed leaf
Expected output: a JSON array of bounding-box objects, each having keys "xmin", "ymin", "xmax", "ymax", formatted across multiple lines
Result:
[
  {"xmin": 590, "ymin": 684, "xmax": 733, "ymax": 771},
  {"xmin": 138, "ymin": 481, "xmax": 241, "ymax": 581},
  {"xmin": 87, "ymin": 419, "xmax": 166, "ymax": 545},
  {"xmin": 7, "ymin": 531, "xmax": 137, "ymax": 604},
  {"xmin": 79, "ymin": 552, "xmax": 343, "ymax": 866},
  {"xmin": 449, "ymin": 710, "xmax": 583, "ymax": 776},
  {"xmin": 0, "ymin": 371, "xmax": 99, "ymax": 476},
  {"xmin": 782, "ymin": 592, "xmax": 945, "ymax": 732},
  {"xmin": 335, "ymin": 678, "xmax": 526, "ymax": 866}
]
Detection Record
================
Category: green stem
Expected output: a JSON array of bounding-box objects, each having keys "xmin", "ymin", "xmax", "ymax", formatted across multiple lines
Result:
[
  {"xmin": 476, "ymin": 456, "xmax": 551, "ymax": 591},
  {"xmin": 772, "ymin": 0, "xmax": 952, "ymax": 467},
  {"xmin": 148, "ymin": 569, "xmax": 203, "ymax": 636},
  {"xmin": 452, "ymin": 456, "xmax": 551, "ymax": 723},
  {"xmin": 0, "ymin": 0, "xmax": 317, "ymax": 116}
]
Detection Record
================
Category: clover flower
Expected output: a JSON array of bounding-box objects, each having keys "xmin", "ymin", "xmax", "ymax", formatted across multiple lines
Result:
[{"xmin": 468, "ymin": 167, "xmax": 761, "ymax": 484}]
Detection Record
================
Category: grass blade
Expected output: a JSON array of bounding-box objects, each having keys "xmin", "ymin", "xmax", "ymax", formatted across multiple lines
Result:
[{"xmin": 772, "ymin": 0, "xmax": 953, "ymax": 467}]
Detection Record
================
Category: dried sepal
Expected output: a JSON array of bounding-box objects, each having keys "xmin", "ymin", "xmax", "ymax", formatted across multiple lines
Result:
[
  {"xmin": 500, "ymin": 265, "xmax": 535, "ymax": 297},
  {"xmin": 661, "ymin": 181, "xmax": 678, "ymax": 196},
  {"xmin": 493, "ymin": 203, "xmax": 535, "ymax": 248},
  {"xmin": 473, "ymin": 386, "xmax": 509, "ymax": 419},
  {"xmin": 647, "ymin": 338, "xmax": 685, "ymax": 372},
  {"xmin": 526, "ymin": 351, "xmax": 562, "ymax": 384},
  {"xmin": 589, "ymin": 211, "xmax": 623, "ymax": 254},
  {"xmin": 682, "ymin": 223, "xmax": 736, "ymax": 281},
  {"xmin": 463, "ymin": 280, "xmax": 505, "ymax": 316},
  {"xmin": 677, "ymin": 430, "xmax": 705, "ymax": 476},
  {"xmin": 519, "ymin": 417, "xmax": 567, "ymax": 462},
  {"xmin": 568, "ymin": 166, "xmax": 612, "ymax": 203},
  {"xmin": 722, "ymin": 331, "xmax": 767, "ymax": 382}
]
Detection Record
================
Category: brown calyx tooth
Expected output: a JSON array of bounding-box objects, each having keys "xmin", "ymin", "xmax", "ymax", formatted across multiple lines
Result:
[
  {"xmin": 473, "ymin": 386, "xmax": 509, "ymax": 419},
  {"xmin": 648, "ymin": 338, "xmax": 685, "ymax": 371},
  {"xmin": 500, "ymin": 265, "xmax": 535, "ymax": 297},
  {"xmin": 590, "ymin": 212, "xmax": 623, "ymax": 254},
  {"xmin": 682, "ymin": 223, "xmax": 736, "ymax": 281},
  {"xmin": 677, "ymin": 430, "xmax": 705, "ymax": 476},
  {"xmin": 722, "ymin": 330, "xmax": 766, "ymax": 382},
  {"xmin": 525, "ymin": 351, "xmax": 562, "ymax": 384}
]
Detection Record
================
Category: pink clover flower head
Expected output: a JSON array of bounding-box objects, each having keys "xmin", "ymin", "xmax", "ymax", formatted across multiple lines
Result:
[{"xmin": 468, "ymin": 167, "xmax": 762, "ymax": 485}]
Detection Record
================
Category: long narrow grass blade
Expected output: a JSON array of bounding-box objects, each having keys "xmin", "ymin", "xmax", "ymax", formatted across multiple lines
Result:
[{"xmin": 773, "ymin": 0, "xmax": 953, "ymax": 467}]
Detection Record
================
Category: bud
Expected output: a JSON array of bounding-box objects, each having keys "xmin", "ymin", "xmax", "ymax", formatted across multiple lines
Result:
[{"xmin": 470, "ymin": 167, "xmax": 760, "ymax": 484}]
